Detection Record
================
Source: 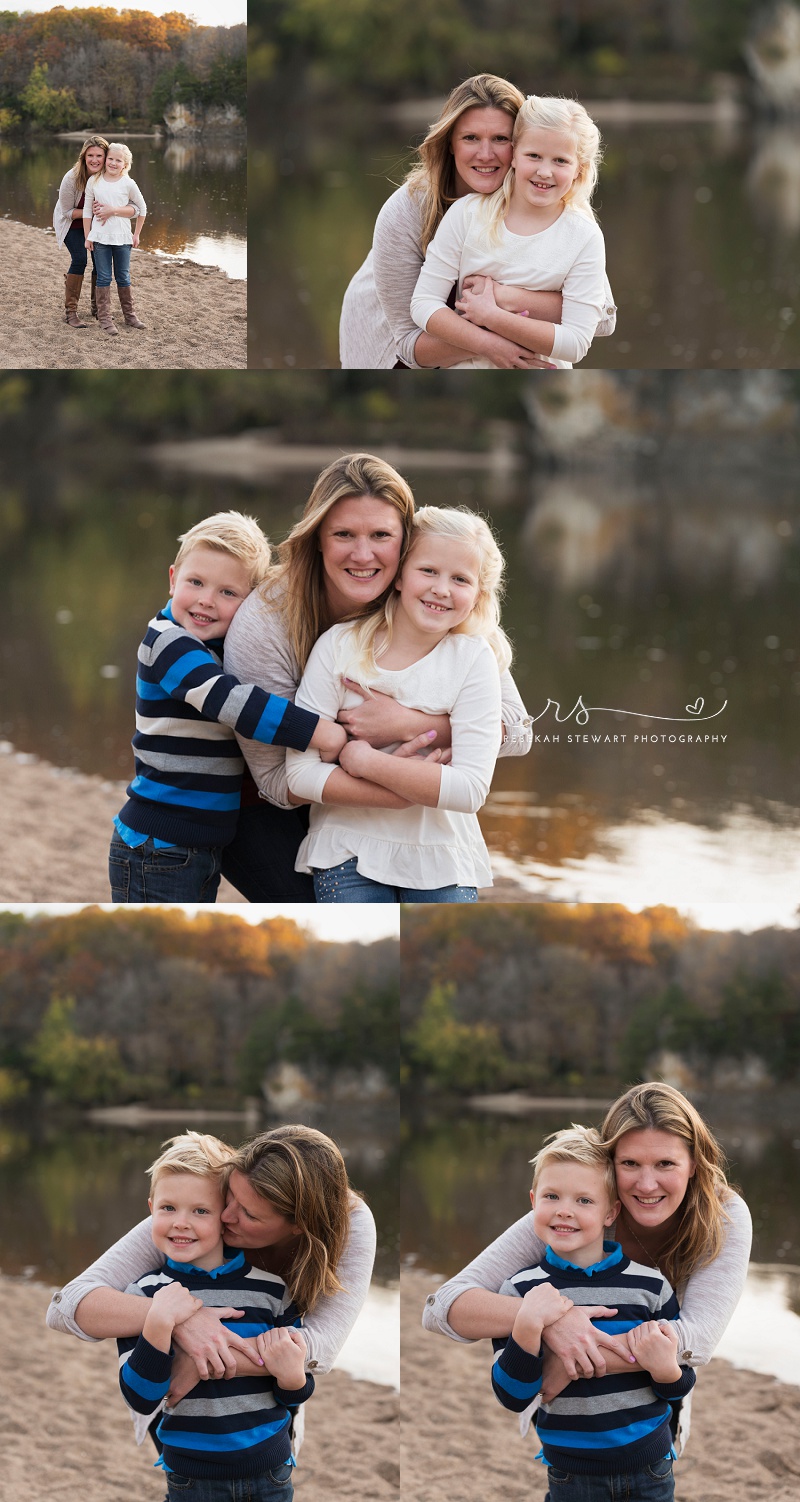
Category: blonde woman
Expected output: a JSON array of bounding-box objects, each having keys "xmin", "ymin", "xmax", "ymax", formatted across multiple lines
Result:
[
  {"xmin": 423, "ymin": 1082, "xmax": 752, "ymax": 1453},
  {"xmin": 84, "ymin": 141, "xmax": 147, "ymax": 335},
  {"xmin": 53, "ymin": 135, "xmax": 136, "ymax": 328},
  {"xmin": 339, "ymin": 74, "xmax": 616, "ymax": 370},
  {"xmin": 412, "ymin": 96, "xmax": 608, "ymax": 369},
  {"xmin": 221, "ymin": 454, "xmax": 533, "ymax": 901},
  {"xmin": 47, "ymin": 1126, "xmax": 375, "ymax": 1457}
]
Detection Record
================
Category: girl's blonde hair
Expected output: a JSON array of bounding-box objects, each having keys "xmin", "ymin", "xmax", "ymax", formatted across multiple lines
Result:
[
  {"xmin": 91, "ymin": 141, "xmax": 132, "ymax": 184},
  {"xmin": 341, "ymin": 505, "xmax": 512, "ymax": 681},
  {"xmin": 174, "ymin": 511, "xmax": 272, "ymax": 589},
  {"xmin": 71, "ymin": 135, "xmax": 109, "ymax": 197},
  {"xmin": 482, "ymin": 95, "xmax": 602, "ymax": 244},
  {"xmin": 233, "ymin": 1125, "xmax": 356, "ymax": 1315},
  {"xmin": 147, "ymin": 1131, "xmax": 235, "ymax": 1195},
  {"xmin": 531, "ymin": 1123, "xmax": 617, "ymax": 1206},
  {"xmin": 602, "ymin": 1082, "xmax": 735, "ymax": 1291},
  {"xmin": 405, "ymin": 73, "xmax": 525, "ymax": 252},
  {"xmin": 263, "ymin": 453, "xmax": 416, "ymax": 673}
]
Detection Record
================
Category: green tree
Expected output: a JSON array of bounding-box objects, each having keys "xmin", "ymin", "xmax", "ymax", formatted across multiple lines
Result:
[
  {"xmin": 20, "ymin": 63, "xmax": 83, "ymax": 130},
  {"xmin": 405, "ymin": 981, "xmax": 506, "ymax": 1092},
  {"xmin": 28, "ymin": 994, "xmax": 125, "ymax": 1105}
]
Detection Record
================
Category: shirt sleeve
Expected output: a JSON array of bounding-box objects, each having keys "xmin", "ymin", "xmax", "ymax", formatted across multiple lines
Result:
[
  {"xmin": 670, "ymin": 1193, "xmax": 752, "ymax": 1366},
  {"xmin": 59, "ymin": 170, "xmax": 78, "ymax": 215},
  {"xmin": 498, "ymin": 669, "xmax": 533, "ymax": 758},
  {"xmin": 46, "ymin": 1218, "xmax": 163, "ymax": 1341},
  {"xmin": 298, "ymin": 1195, "xmax": 377, "ymax": 1372},
  {"xmin": 549, "ymin": 221, "xmax": 607, "ymax": 364},
  {"xmin": 595, "ymin": 270, "xmax": 617, "ymax": 338},
  {"xmin": 436, "ymin": 641, "xmax": 502, "ymax": 814},
  {"xmin": 410, "ymin": 199, "xmax": 469, "ymax": 332},
  {"xmin": 127, "ymin": 178, "xmax": 147, "ymax": 218},
  {"xmin": 118, "ymin": 1333, "xmax": 172, "ymax": 1416},
  {"xmin": 285, "ymin": 630, "xmax": 344, "ymax": 805},
  {"xmin": 492, "ymin": 1332, "xmax": 544, "ymax": 1411},
  {"xmin": 223, "ymin": 593, "xmax": 301, "ymax": 809},
  {"xmin": 372, "ymin": 187, "xmax": 427, "ymax": 370},
  {"xmin": 421, "ymin": 1212, "xmax": 546, "ymax": 1342}
]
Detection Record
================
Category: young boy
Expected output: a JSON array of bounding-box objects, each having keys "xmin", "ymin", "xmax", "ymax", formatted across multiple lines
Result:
[
  {"xmin": 118, "ymin": 1132, "xmax": 313, "ymax": 1501},
  {"xmin": 110, "ymin": 511, "xmax": 346, "ymax": 902},
  {"xmin": 491, "ymin": 1125, "xmax": 695, "ymax": 1502}
]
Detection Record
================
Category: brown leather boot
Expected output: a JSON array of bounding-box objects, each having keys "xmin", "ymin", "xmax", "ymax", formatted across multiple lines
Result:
[
  {"xmin": 90, "ymin": 268, "xmax": 98, "ymax": 319},
  {"xmin": 64, "ymin": 273, "xmax": 88, "ymax": 328},
  {"xmin": 117, "ymin": 284, "xmax": 145, "ymax": 329},
  {"xmin": 95, "ymin": 284, "xmax": 119, "ymax": 336}
]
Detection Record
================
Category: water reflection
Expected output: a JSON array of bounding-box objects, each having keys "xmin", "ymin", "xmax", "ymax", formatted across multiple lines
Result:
[
  {"xmin": 712, "ymin": 1268, "xmax": 800, "ymax": 1386},
  {"xmin": 250, "ymin": 116, "xmax": 800, "ymax": 367},
  {"xmin": 3, "ymin": 137, "xmax": 246, "ymax": 279}
]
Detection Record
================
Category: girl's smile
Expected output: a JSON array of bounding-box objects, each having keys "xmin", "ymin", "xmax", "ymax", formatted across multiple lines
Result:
[
  {"xmin": 512, "ymin": 126, "xmax": 579, "ymax": 214},
  {"xmin": 451, "ymin": 106, "xmax": 515, "ymax": 197},
  {"xmin": 395, "ymin": 535, "xmax": 480, "ymax": 638},
  {"xmin": 104, "ymin": 151, "xmax": 126, "ymax": 178}
]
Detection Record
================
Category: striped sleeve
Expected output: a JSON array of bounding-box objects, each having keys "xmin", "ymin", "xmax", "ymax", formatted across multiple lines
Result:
[
  {"xmin": 118, "ymin": 1334, "xmax": 172, "ymax": 1416},
  {"xmin": 492, "ymin": 1334, "xmax": 544, "ymax": 1411}
]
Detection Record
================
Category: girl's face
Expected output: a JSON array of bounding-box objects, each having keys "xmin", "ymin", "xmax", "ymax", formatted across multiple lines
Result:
[
  {"xmin": 220, "ymin": 1169, "xmax": 301, "ymax": 1251},
  {"xmin": 512, "ymin": 126, "xmax": 579, "ymax": 210},
  {"xmin": 450, "ymin": 106, "xmax": 515, "ymax": 198},
  {"xmin": 613, "ymin": 1129, "xmax": 696, "ymax": 1229},
  {"xmin": 395, "ymin": 533, "xmax": 480, "ymax": 638},
  {"xmin": 84, "ymin": 145, "xmax": 106, "ymax": 174},
  {"xmin": 318, "ymin": 495, "xmax": 405, "ymax": 619},
  {"xmin": 104, "ymin": 150, "xmax": 127, "ymax": 178}
]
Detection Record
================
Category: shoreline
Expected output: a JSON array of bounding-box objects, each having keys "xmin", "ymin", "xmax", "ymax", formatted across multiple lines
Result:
[
  {"xmin": 6, "ymin": 1276, "xmax": 398, "ymax": 1501},
  {"xmin": 402, "ymin": 1268, "xmax": 800, "ymax": 1501},
  {"xmin": 0, "ymin": 219, "xmax": 246, "ymax": 370}
]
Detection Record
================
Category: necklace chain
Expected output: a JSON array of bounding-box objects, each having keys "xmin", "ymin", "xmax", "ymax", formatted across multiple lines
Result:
[{"xmin": 620, "ymin": 1207, "xmax": 658, "ymax": 1266}]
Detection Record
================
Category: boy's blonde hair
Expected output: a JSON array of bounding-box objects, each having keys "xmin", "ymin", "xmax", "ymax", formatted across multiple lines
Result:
[
  {"xmin": 482, "ymin": 94, "xmax": 602, "ymax": 244},
  {"xmin": 531, "ymin": 1124, "xmax": 617, "ymax": 1206},
  {"xmin": 147, "ymin": 1131, "xmax": 236, "ymax": 1195},
  {"xmin": 174, "ymin": 511, "xmax": 272, "ymax": 590},
  {"xmin": 339, "ymin": 505, "xmax": 512, "ymax": 682}
]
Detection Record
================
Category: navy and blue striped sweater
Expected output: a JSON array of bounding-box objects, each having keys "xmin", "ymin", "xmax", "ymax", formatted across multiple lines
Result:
[
  {"xmin": 117, "ymin": 602, "xmax": 320, "ymax": 848},
  {"xmin": 492, "ymin": 1241, "xmax": 695, "ymax": 1477},
  {"xmin": 118, "ymin": 1248, "xmax": 314, "ymax": 1481}
]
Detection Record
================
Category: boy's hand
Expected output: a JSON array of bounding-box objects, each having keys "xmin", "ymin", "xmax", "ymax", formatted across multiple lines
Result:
[
  {"xmin": 512, "ymin": 1285, "xmax": 573, "ymax": 1354},
  {"xmin": 626, "ymin": 1321, "xmax": 682, "ymax": 1384},
  {"xmin": 339, "ymin": 737, "xmax": 377, "ymax": 778},
  {"xmin": 255, "ymin": 1326, "xmax": 307, "ymax": 1390},
  {"xmin": 151, "ymin": 1283, "xmax": 204, "ymax": 1327},
  {"xmin": 309, "ymin": 718, "xmax": 347, "ymax": 762}
]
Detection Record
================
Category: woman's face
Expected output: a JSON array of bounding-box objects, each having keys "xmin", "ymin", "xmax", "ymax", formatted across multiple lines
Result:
[
  {"xmin": 613, "ymin": 1129, "xmax": 696, "ymax": 1229},
  {"xmin": 318, "ymin": 494, "xmax": 406, "ymax": 620},
  {"xmin": 450, "ymin": 106, "xmax": 515, "ymax": 197},
  {"xmin": 220, "ymin": 1169, "xmax": 301, "ymax": 1251},
  {"xmin": 84, "ymin": 145, "xmax": 106, "ymax": 174}
]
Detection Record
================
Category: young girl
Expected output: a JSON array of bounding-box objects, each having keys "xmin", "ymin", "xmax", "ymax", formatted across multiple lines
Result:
[
  {"xmin": 84, "ymin": 142, "xmax": 147, "ymax": 336},
  {"xmin": 285, "ymin": 507, "xmax": 517, "ymax": 903},
  {"xmin": 410, "ymin": 96, "xmax": 606, "ymax": 370}
]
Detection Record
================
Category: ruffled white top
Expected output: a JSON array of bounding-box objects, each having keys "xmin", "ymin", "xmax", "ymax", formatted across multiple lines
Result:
[
  {"xmin": 411, "ymin": 192, "xmax": 607, "ymax": 369},
  {"xmin": 84, "ymin": 173, "xmax": 147, "ymax": 245},
  {"xmin": 286, "ymin": 623, "xmax": 503, "ymax": 890}
]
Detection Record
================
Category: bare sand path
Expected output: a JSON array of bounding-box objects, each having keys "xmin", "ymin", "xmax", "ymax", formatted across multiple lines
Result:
[
  {"xmin": 3, "ymin": 1278, "xmax": 397, "ymax": 1502},
  {"xmin": 402, "ymin": 1268, "xmax": 800, "ymax": 1502},
  {"xmin": 0, "ymin": 220, "xmax": 246, "ymax": 370}
]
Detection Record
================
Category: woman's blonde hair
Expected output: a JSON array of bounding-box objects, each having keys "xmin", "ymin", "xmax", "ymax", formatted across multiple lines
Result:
[
  {"xmin": 233, "ymin": 1125, "xmax": 356, "ymax": 1315},
  {"xmin": 147, "ymin": 1131, "xmax": 235, "ymax": 1195},
  {"xmin": 482, "ymin": 95, "xmax": 602, "ymax": 244},
  {"xmin": 71, "ymin": 135, "xmax": 109, "ymax": 197},
  {"xmin": 602, "ymin": 1082, "xmax": 735, "ymax": 1291},
  {"xmin": 405, "ymin": 73, "xmax": 525, "ymax": 252},
  {"xmin": 340, "ymin": 505, "xmax": 512, "ymax": 681},
  {"xmin": 531, "ymin": 1123, "xmax": 617, "ymax": 1206},
  {"xmin": 263, "ymin": 453, "xmax": 416, "ymax": 673},
  {"xmin": 174, "ymin": 511, "xmax": 272, "ymax": 589}
]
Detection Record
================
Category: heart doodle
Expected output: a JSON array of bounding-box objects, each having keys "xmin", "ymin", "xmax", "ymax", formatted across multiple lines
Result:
[{"xmin": 685, "ymin": 698, "xmax": 704, "ymax": 715}]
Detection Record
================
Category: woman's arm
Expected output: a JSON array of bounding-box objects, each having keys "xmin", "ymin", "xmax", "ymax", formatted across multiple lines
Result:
[
  {"xmin": 458, "ymin": 227, "xmax": 608, "ymax": 365},
  {"xmin": 465, "ymin": 275, "xmax": 563, "ymax": 326},
  {"xmin": 46, "ymin": 1217, "xmax": 159, "ymax": 1340},
  {"xmin": 498, "ymin": 670, "xmax": 533, "ymax": 759},
  {"xmin": 671, "ymin": 1192, "xmax": 752, "ymax": 1365},
  {"xmin": 423, "ymin": 1212, "xmax": 544, "ymax": 1341},
  {"xmin": 92, "ymin": 203, "xmax": 137, "ymax": 223}
]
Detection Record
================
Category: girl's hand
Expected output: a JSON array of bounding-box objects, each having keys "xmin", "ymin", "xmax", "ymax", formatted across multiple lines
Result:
[
  {"xmin": 170, "ymin": 1304, "xmax": 258, "ymax": 1381},
  {"xmin": 456, "ymin": 273, "xmax": 499, "ymax": 327},
  {"xmin": 85, "ymin": 239, "xmax": 93, "ymax": 250},
  {"xmin": 132, "ymin": 232, "xmax": 140, "ymax": 248},
  {"xmin": 255, "ymin": 1326, "xmax": 307, "ymax": 1389},
  {"xmin": 540, "ymin": 1304, "xmax": 634, "ymax": 1380}
]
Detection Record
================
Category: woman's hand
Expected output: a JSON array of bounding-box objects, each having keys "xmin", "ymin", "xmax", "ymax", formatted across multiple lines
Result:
[
  {"xmin": 338, "ymin": 680, "xmax": 451, "ymax": 750},
  {"xmin": 93, "ymin": 202, "xmax": 114, "ymax": 224},
  {"xmin": 85, "ymin": 238, "xmax": 93, "ymax": 250},
  {"xmin": 170, "ymin": 1304, "xmax": 258, "ymax": 1380},
  {"xmin": 255, "ymin": 1326, "xmax": 307, "ymax": 1390},
  {"xmin": 132, "ymin": 232, "xmax": 140, "ymax": 248},
  {"xmin": 540, "ymin": 1304, "xmax": 635, "ymax": 1380}
]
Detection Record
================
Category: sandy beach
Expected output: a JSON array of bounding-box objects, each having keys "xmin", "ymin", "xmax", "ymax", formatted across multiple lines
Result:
[
  {"xmin": 0, "ymin": 220, "xmax": 246, "ymax": 370},
  {"xmin": 4, "ymin": 1276, "xmax": 397, "ymax": 1502},
  {"xmin": 0, "ymin": 752, "xmax": 525, "ymax": 903},
  {"xmin": 403, "ymin": 1269, "xmax": 800, "ymax": 1502}
]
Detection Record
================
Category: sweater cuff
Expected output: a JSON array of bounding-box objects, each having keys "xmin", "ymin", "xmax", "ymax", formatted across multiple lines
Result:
[
  {"xmin": 498, "ymin": 1334, "xmax": 543, "ymax": 1382},
  {"xmin": 653, "ymin": 1367, "xmax": 696, "ymax": 1400},
  {"xmin": 275, "ymin": 700, "xmax": 320, "ymax": 752},
  {"xmin": 274, "ymin": 1375, "xmax": 315, "ymax": 1406},
  {"xmin": 126, "ymin": 1335, "xmax": 174, "ymax": 1382}
]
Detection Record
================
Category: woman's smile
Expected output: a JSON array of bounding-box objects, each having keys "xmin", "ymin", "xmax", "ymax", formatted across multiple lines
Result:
[{"xmin": 614, "ymin": 1128, "xmax": 696, "ymax": 1227}]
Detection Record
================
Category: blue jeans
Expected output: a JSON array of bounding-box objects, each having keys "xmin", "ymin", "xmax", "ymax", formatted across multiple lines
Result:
[
  {"xmin": 165, "ymin": 1463, "xmax": 293, "ymax": 1502},
  {"xmin": 93, "ymin": 241, "xmax": 132, "ymax": 286},
  {"xmin": 220, "ymin": 801, "xmax": 314, "ymax": 902},
  {"xmin": 109, "ymin": 835, "xmax": 222, "ymax": 903},
  {"xmin": 545, "ymin": 1456, "xmax": 674, "ymax": 1502},
  {"xmin": 313, "ymin": 857, "xmax": 478, "ymax": 904},
  {"xmin": 64, "ymin": 220, "xmax": 94, "ymax": 276}
]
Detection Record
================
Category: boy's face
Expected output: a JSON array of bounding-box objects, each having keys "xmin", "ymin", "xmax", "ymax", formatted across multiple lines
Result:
[
  {"xmin": 149, "ymin": 1171, "xmax": 226, "ymax": 1272},
  {"xmin": 531, "ymin": 1160, "xmax": 620, "ymax": 1269},
  {"xmin": 169, "ymin": 545, "xmax": 252, "ymax": 641}
]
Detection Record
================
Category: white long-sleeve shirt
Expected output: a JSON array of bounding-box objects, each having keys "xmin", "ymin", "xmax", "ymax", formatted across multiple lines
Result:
[
  {"xmin": 84, "ymin": 173, "xmax": 147, "ymax": 245},
  {"xmin": 286, "ymin": 623, "xmax": 503, "ymax": 890},
  {"xmin": 411, "ymin": 192, "xmax": 607, "ymax": 369}
]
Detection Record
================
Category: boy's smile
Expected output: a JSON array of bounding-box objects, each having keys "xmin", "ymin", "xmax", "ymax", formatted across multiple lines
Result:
[
  {"xmin": 532, "ymin": 1160, "xmax": 619, "ymax": 1268},
  {"xmin": 169, "ymin": 544, "xmax": 252, "ymax": 641},
  {"xmin": 149, "ymin": 1171, "xmax": 226, "ymax": 1272}
]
